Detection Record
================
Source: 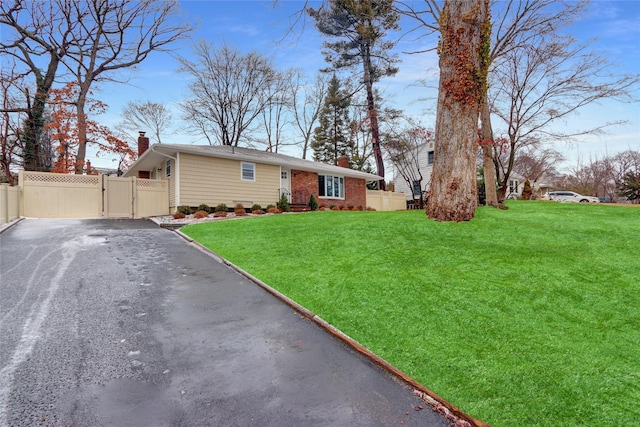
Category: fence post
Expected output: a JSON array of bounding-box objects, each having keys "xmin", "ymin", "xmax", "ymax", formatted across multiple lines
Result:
[
  {"xmin": 18, "ymin": 170, "xmax": 24, "ymax": 218},
  {"xmin": 132, "ymin": 176, "xmax": 137, "ymax": 218},
  {"xmin": 0, "ymin": 184, "xmax": 7, "ymax": 225},
  {"xmin": 101, "ymin": 174, "xmax": 106, "ymax": 217}
]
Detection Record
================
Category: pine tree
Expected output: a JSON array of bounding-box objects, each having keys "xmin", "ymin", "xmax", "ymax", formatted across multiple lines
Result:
[
  {"xmin": 308, "ymin": 0, "xmax": 399, "ymax": 189},
  {"xmin": 311, "ymin": 75, "xmax": 353, "ymax": 165},
  {"xmin": 619, "ymin": 171, "xmax": 640, "ymax": 203}
]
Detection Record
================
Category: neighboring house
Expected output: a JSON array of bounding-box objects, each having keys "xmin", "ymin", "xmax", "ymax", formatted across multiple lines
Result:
[
  {"xmin": 391, "ymin": 141, "xmax": 435, "ymax": 202},
  {"xmin": 503, "ymin": 172, "xmax": 553, "ymax": 200},
  {"xmin": 504, "ymin": 171, "xmax": 525, "ymax": 200},
  {"xmin": 391, "ymin": 139, "xmax": 551, "ymax": 202},
  {"xmin": 124, "ymin": 136, "xmax": 382, "ymax": 212}
]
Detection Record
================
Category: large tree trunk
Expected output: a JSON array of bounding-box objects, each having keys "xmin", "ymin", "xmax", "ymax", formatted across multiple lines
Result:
[
  {"xmin": 426, "ymin": 0, "xmax": 488, "ymax": 222},
  {"xmin": 362, "ymin": 45, "xmax": 385, "ymax": 190},
  {"xmin": 480, "ymin": 100, "xmax": 499, "ymax": 207},
  {"xmin": 24, "ymin": 56, "xmax": 60, "ymax": 171},
  {"xmin": 497, "ymin": 138, "xmax": 517, "ymax": 202},
  {"xmin": 74, "ymin": 92, "xmax": 88, "ymax": 174}
]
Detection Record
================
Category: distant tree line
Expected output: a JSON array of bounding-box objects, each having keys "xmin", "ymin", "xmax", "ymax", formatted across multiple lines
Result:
[{"xmin": 558, "ymin": 149, "xmax": 640, "ymax": 203}]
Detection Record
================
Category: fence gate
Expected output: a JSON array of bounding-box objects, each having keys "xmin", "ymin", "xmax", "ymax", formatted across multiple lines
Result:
[{"xmin": 103, "ymin": 176, "xmax": 134, "ymax": 218}]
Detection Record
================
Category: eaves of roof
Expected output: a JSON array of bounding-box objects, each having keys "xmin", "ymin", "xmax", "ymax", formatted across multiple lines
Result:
[{"xmin": 124, "ymin": 144, "xmax": 382, "ymax": 181}]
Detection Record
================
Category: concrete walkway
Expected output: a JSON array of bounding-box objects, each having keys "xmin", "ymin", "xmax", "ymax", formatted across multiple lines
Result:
[{"xmin": 0, "ymin": 219, "xmax": 456, "ymax": 426}]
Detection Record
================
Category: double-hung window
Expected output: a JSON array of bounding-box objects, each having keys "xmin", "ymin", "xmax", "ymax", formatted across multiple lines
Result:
[
  {"xmin": 318, "ymin": 174, "xmax": 344, "ymax": 199},
  {"xmin": 428, "ymin": 150, "xmax": 435, "ymax": 165},
  {"xmin": 165, "ymin": 159, "xmax": 171, "ymax": 177},
  {"xmin": 241, "ymin": 162, "xmax": 255, "ymax": 181}
]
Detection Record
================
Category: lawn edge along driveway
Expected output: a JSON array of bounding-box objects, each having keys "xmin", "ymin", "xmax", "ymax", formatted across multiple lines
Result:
[{"xmin": 174, "ymin": 228, "xmax": 489, "ymax": 427}]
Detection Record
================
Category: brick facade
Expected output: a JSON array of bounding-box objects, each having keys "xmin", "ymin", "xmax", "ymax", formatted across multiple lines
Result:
[
  {"xmin": 343, "ymin": 177, "xmax": 366, "ymax": 209},
  {"xmin": 137, "ymin": 132, "xmax": 150, "ymax": 179},
  {"xmin": 291, "ymin": 169, "xmax": 367, "ymax": 209},
  {"xmin": 291, "ymin": 170, "xmax": 318, "ymax": 205}
]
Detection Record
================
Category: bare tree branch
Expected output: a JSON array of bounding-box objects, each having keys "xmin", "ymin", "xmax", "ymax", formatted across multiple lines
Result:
[
  {"xmin": 116, "ymin": 100, "xmax": 173, "ymax": 145},
  {"xmin": 291, "ymin": 72, "xmax": 329, "ymax": 159},
  {"xmin": 58, "ymin": 0, "xmax": 193, "ymax": 173},
  {"xmin": 490, "ymin": 28, "xmax": 640, "ymax": 199},
  {"xmin": 178, "ymin": 42, "xmax": 279, "ymax": 147}
]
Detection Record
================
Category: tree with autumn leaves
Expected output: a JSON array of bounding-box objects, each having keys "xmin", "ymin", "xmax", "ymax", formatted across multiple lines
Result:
[
  {"xmin": 45, "ymin": 83, "xmax": 133, "ymax": 174},
  {"xmin": 0, "ymin": 0, "xmax": 191, "ymax": 174}
]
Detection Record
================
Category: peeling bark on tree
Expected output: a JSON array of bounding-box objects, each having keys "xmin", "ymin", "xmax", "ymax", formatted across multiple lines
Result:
[{"xmin": 426, "ymin": 0, "xmax": 488, "ymax": 222}]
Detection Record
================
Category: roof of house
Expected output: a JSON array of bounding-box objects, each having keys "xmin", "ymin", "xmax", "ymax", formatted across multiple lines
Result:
[{"xmin": 124, "ymin": 144, "xmax": 382, "ymax": 181}]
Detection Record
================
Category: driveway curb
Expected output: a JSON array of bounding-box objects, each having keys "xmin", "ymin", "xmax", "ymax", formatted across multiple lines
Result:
[
  {"xmin": 172, "ymin": 228, "xmax": 490, "ymax": 427},
  {"xmin": 0, "ymin": 217, "xmax": 24, "ymax": 235}
]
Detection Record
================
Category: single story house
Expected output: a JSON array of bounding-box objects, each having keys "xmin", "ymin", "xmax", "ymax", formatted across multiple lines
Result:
[{"xmin": 124, "ymin": 135, "xmax": 382, "ymax": 212}]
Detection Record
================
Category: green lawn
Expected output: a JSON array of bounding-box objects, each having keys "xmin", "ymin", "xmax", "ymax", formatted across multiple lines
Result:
[{"xmin": 181, "ymin": 201, "xmax": 640, "ymax": 427}]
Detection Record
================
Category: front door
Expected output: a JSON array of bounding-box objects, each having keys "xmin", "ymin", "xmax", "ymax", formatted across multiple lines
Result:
[{"xmin": 280, "ymin": 169, "xmax": 291, "ymax": 202}]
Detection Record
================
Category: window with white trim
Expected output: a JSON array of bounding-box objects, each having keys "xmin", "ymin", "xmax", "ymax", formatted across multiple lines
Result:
[
  {"xmin": 241, "ymin": 162, "xmax": 255, "ymax": 181},
  {"xmin": 428, "ymin": 150, "xmax": 434, "ymax": 165},
  {"xmin": 165, "ymin": 159, "xmax": 171, "ymax": 177},
  {"xmin": 318, "ymin": 174, "xmax": 344, "ymax": 199}
]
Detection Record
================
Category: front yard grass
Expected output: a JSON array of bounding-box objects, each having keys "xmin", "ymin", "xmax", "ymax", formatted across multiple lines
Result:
[{"xmin": 181, "ymin": 201, "xmax": 639, "ymax": 427}]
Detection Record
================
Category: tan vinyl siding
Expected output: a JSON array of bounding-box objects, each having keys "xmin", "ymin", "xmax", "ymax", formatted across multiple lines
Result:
[
  {"xmin": 179, "ymin": 153, "xmax": 280, "ymax": 207},
  {"xmin": 158, "ymin": 159, "xmax": 176, "ymax": 210}
]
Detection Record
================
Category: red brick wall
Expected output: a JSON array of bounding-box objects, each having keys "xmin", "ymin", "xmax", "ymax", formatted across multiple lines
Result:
[
  {"xmin": 291, "ymin": 170, "xmax": 318, "ymax": 204},
  {"xmin": 291, "ymin": 169, "xmax": 367, "ymax": 209},
  {"xmin": 137, "ymin": 133, "xmax": 150, "ymax": 178},
  {"xmin": 343, "ymin": 177, "xmax": 366, "ymax": 208}
]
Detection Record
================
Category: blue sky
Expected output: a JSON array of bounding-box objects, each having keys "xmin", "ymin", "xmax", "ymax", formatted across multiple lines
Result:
[{"xmin": 89, "ymin": 0, "xmax": 640, "ymax": 176}]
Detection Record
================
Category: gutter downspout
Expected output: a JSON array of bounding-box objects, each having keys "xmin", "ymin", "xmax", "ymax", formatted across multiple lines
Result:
[{"xmin": 150, "ymin": 146, "xmax": 180, "ymax": 208}]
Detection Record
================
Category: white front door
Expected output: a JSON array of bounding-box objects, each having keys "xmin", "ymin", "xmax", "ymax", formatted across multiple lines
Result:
[{"xmin": 280, "ymin": 169, "xmax": 291, "ymax": 202}]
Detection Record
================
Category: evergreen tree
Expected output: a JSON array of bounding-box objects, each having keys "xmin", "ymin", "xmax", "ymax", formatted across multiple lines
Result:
[
  {"xmin": 311, "ymin": 75, "xmax": 353, "ymax": 165},
  {"xmin": 308, "ymin": 0, "xmax": 399, "ymax": 189},
  {"xmin": 619, "ymin": 171, "xmax": 640, "ymax": 203}
]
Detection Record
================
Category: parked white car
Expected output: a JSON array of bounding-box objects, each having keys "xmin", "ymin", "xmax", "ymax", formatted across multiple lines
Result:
[{"xmin": 542, "ymin": 191, "xmax": 599, "ymax": 203}]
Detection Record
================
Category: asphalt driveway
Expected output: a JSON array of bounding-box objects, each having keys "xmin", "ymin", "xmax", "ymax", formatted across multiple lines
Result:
[{"xmin": 0, "ymin": 219, "xmax": 452, "ymax": 426}]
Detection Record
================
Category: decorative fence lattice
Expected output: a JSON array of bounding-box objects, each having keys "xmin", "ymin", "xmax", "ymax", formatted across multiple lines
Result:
[
  {"xmin": 22, "ymin": 171, "xmax": 100, "ymax": 186},
  {"xmin": 137, "ymin": 179, "xmax": 165, "ymax": 189}
]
